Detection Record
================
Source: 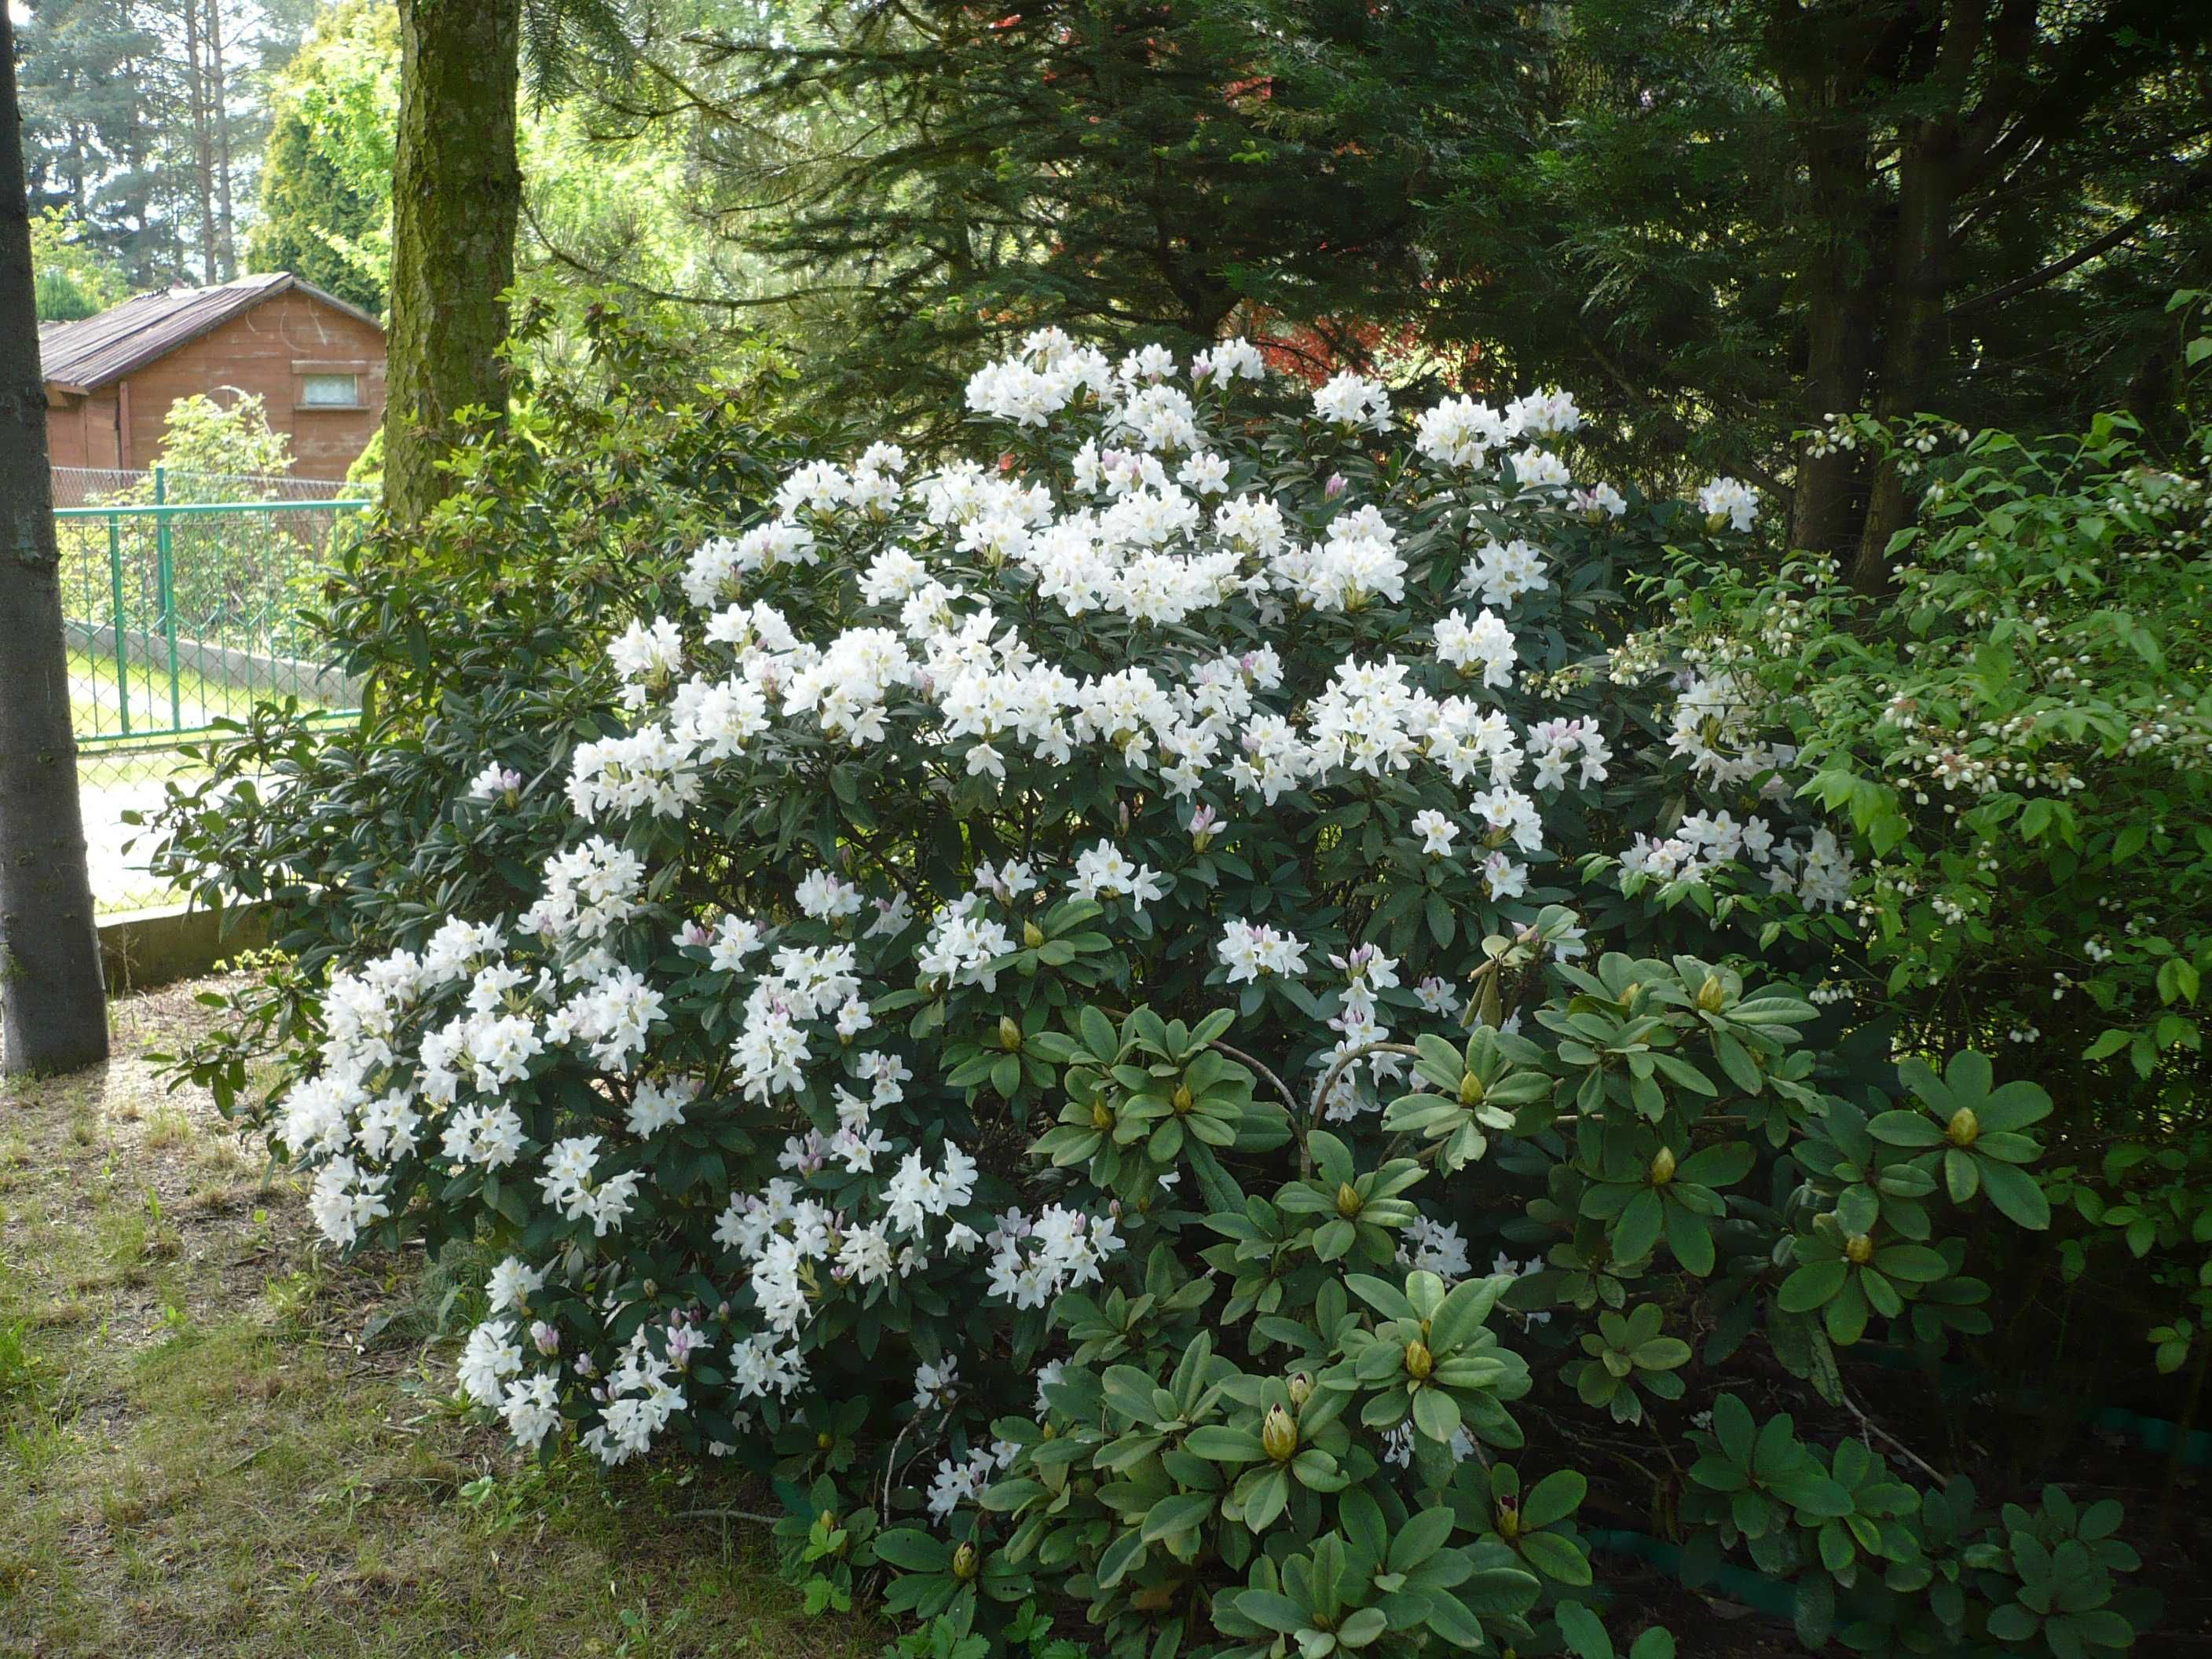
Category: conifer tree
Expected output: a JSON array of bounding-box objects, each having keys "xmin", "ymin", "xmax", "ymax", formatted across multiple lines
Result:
[
  {"xmin": 688, "ymin": 0, "xmax": 1537, "ymax": 432},
  {"xmin": 1420, "ymin": 0, "xmax": 2212, "ymax": 582}
]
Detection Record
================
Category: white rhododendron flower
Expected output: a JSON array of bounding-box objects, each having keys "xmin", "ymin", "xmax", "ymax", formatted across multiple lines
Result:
[
  {"xmin": 269, "ymin": 332, "xmax": 1847, "ymax": 1489},
  {"xmin": 1697, "ymin": 474, "xmax": 1760, "ymax": 532}
]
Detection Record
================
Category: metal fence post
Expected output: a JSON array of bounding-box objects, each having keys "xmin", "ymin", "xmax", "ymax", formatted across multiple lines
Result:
[
  {"xmin": 156, "ymin": 465, "xmax": 181, "ymax": 731},
  {"xmin": 106, "ymin": 511, "xmax": 130, "ymax": 738}
]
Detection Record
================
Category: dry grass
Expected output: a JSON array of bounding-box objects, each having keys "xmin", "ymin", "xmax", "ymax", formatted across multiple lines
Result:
[{"xmin": 0, "ymin": 981, "xmax": 876, "ymax": 1659}]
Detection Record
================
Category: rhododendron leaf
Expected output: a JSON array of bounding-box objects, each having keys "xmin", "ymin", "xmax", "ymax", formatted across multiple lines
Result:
[
  {"xmin": 1664, "ymin": 1203, "xmax": 1715, "ymax": 1277},
  {"xmin": 1412, "ymin": 1386, "xmax": 1461, "ymax": 1441},
  {"xmin": 1868, "ymin": 1111, "xmax": 1945, "ymax": 1148},
  {"xmin": 1978, "ymin": 1160, "xmax": 2052, "ymax": 1230},
  {"xmin": 1553, "ymin": 1599, "xmax": 1613, "ymax": 1659},
  {"xmin": 1613, "ymin": 1191, "xmax": 1664, "ymax": 1266},
  {"xmin": 875, "ymin": 1527, "xmax": 951, "ymax": 1572},
  {"xmin": 1518, "ymin": 1529, "xmax": 1592, "ymax": 1586},
  {"xmin": 1388, "ymin": 1505, "xmax": 1457, "ymax": 1573},
  {"xmin": 1141, "ymin": 1492, "xmax": 1216, "ymax": 1543},
  {"xmin": 1675, "ymin": 1143, "xmax": 1753, "ymax": 1187},
  {"xmin": 1779, "ymin": 1260, "xmax": 1848, "ymax": 1312}
]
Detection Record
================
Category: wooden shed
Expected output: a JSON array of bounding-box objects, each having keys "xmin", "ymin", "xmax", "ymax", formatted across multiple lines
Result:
[{"xmin": 38, "ymin": 272, "xmax": 386, "ymax": 481}]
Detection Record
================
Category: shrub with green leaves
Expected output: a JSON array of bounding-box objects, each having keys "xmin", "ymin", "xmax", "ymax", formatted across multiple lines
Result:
[
  {"xmin": 1624, "ymin": 383, "xmax": 2212, "ymax": 1451},
  {"xmin": 188, "ymin": 329, "xmax": 2148, "ymax": 1656},
  {"xmin": 1637, "ymin": 406, "xmax": 2212, "ymax": 1082}
]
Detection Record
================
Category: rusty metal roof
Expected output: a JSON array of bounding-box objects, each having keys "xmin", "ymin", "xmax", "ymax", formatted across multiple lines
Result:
[{"xmin": 36, "ymin": 272, "xmax": 383, "ymax": 396}]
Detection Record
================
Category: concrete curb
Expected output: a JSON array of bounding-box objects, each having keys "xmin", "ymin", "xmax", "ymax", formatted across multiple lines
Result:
[{"xmin": 99, "ymin": 902, "xmax": 270, "ymax": 993}]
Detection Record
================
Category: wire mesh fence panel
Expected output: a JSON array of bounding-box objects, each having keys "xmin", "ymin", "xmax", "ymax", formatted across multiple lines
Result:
[
  {"xmin": 61, "ymin": 470, "xmax": 370, "ymax": 914},
  {"xmin": 51, "ymin": 466, "xmax": 356, "ymax": 510}
]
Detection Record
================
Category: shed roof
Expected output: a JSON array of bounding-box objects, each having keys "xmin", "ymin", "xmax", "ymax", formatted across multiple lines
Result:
[{"xmin": 37, "ymin": 273, "xmax": 384, "ymax": 395}]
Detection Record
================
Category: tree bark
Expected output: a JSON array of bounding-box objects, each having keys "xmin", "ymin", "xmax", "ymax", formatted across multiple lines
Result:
[
  {"xmin": 181, "ymin": 0, "xmax": 217, "ymax": 284},
  {"xmin": 1767, "ymin": 0, "xmax": 1890, "ymax": 560},
  {"xmin": 1850, "ymin": 124, "xmax": 1961, "ymax": 591},
  {"xmin": 208, "ymin": 0, "xmax": 236, "ymax": 280},
  {"xmin": 1789, "ymin": 129, "xmax": 1878, "ymax": 558},
  {"xmin": 0, "ymin": 5, "xmax": 109, "ymax": 1076},
  {"xmin": 383, "ymin": 0, "xmax": 523, "ymax": 526}
]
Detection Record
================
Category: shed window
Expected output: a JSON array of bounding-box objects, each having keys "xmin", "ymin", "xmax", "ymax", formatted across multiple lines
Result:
[{"xmin": 301, "ymin": 372, "xmax": 360, "ymax": 408}]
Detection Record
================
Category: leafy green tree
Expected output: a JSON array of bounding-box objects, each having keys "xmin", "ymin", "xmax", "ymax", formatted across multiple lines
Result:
[
  {"xmin": 150, "ymin": 390, "xmax": 296, "ymax": 486},
  {"xmin": 28, "ymin": 203, "xmax": 128, "ymax": 317},
  {"xmin": 19, "ymin": 0, "xmax": 319, "ymax": 285},
  {"xmin": 15, "ymin": 0, "xmax": 167, "ymax": 279},
  {"xmin": 247, "ymin": 0, "xmax": 397, "ymax": 314}
]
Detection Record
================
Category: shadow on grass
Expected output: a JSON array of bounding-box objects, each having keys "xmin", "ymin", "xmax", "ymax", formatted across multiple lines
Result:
[{"xmin": 0, "ymin": 980, "xmax": 877, "ymax": 1659}]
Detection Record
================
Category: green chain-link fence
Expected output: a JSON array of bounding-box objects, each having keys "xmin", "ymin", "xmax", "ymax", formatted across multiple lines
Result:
[{"xmin": 60, "ymin": 467, "xmax": 371, "ymax": 914}]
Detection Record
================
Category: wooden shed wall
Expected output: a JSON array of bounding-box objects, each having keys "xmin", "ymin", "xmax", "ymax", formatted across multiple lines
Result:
[{"xmin": 98, "ymin": 292, "xmax": 387, "ymax": 479}]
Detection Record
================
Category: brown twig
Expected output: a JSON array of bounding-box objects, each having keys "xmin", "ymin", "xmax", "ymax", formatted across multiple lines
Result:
[
  {"xmin": 1839, "ymin": 1382, "xmax": 1947, "ymax": 1485},
  {"xmin": 1208, "ymin": 1038, "xmax": 1299, "ymax": 1119}
]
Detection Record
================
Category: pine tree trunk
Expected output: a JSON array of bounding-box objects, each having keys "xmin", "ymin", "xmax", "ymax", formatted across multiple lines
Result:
[
  {"xmin": 183, "ymin": 0, "xmax": 217, "ymax": 283},
  {"xmin": 1787, "ymin": 126, "xmax": 1876, "ymax": 558},
  {"xmin": 383, "ymin": 0, "xmax": 522, "ymax": 527},
  {"xmin": 0, "ymin": 7, "xmax": 110, "ymax": 1076},
  {"xmin": 1850, "ymin": 127, "xmax": 1957, "ymax": 592},
  {"xmin": 209, "ymin": 0, "xmax": 236, "ymax": 280}
]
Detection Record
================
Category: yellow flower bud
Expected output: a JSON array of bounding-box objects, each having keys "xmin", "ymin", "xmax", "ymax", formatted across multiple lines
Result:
[
  {"xmin": 1496, "ymin": 1502, "xmax": 1521, "ymax": 1540},
  {"xmin": 1696, "ymin": 977, "xmax": 1727, "ymax": 1013},
  {"xmin": 1457, "ymin": 1070, "xmax": 1486, "ymax": 1107},
  {"xmin": 1946, "ymin": 1107, "xmax": 1979, "ymax": 1148},
  {"xmin": 1091, "ymin": 1097, "xmax": 1115, "ymax": 1130},
  {"xmin": 998, "ymin": 1015, "xmax": 1024, "ymax": 1052},
  {"xmin": 1262, "ymin": 1404, "xmax": 1300, "ymax": 1462},
  {"xmin": 1844, "ymin": 1232, "xmax": 1875, "ymax": 1265},
  {"xmin": 1650, "ymin": 1146, "xmax": 1678, "ymax": 1186},
  {"xmin": 1404, "ymin": 1340, "xmax": 1435, "ymax": 1381},
  {"xmin": 818, "ymin": 1431, "xmax": 834, "ymax": 1451},
  {"xmin": 1173, "ymin": 1083, "xmax": 1196, "ymax": 1114},
  {"xmin": 1287, "ymin": 1372, "xmax": 1313, "ymax": 1408},
  {"xmin": 951, "ymin": 1542, "xmax": 980, "ymax": 1582},
  {"xmin": 1335, "ymin": 1181, "xmax": 1364, "ymax": 1219},
  {"xmin": 1023, "ymin": 920, "xmax": 1045, "ymax": 949}
]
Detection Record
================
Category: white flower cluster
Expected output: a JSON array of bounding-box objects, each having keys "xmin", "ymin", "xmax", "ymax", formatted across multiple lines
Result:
[
  {"xmin": 984, "ymin": 1205, "xmax": 1126, "ymax": 1308},
  {"xmin": 1697, "ymin": 475, "xmax": 1760, "ymax": 533},
  {"xmin": 1623, "ymin": 814, "xmax": 1855, "ymax": 912},
  {"xmin": 1218, "ymin": 919, "xmax": 1309, "ymax": 984},
  {"xmin": 273, "ymin": 330, "xmax": 1844, "ymax": 1489}
]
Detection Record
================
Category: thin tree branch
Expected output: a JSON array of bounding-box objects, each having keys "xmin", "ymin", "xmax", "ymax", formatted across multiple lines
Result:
[
  {"xmin": 517, "ymin": 191, "xmax": 866, "ymax": 312},
  {"xmin": 1948, "ymin": 163, "xmax": 2212, "ymax": 321},
  {"xmin": 1840, "ymin": 1382, "xmax": 1948, "ymax": 1485},
  {"xmin": 1209, "ymin": 1039, "xmax": 1301, "ymax": 1119}
]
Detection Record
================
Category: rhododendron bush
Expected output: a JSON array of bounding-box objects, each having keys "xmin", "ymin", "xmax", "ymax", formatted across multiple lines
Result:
[{"xmin": 258, "ymin": 335, "xmax": 2148, "ymax": 1657}]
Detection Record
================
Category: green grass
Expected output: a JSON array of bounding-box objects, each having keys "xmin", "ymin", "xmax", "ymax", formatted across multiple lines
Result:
[
  {"xmin": 0, "ymin": 982, "xmax": 876, "ymax": 1659},
  {"xmin": 68, "ymin": 646, "xmax": 334, "ymax": 745}
]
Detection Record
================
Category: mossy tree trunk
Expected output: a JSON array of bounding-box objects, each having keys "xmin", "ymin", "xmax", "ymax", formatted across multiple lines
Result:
[
  {"xmin": 383, "ymin": 0, "xmax": 522, "ymax": 526},
  {"xmin": 0, "ymin": 6, "xmax": 108, "ymax": 1075}
]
